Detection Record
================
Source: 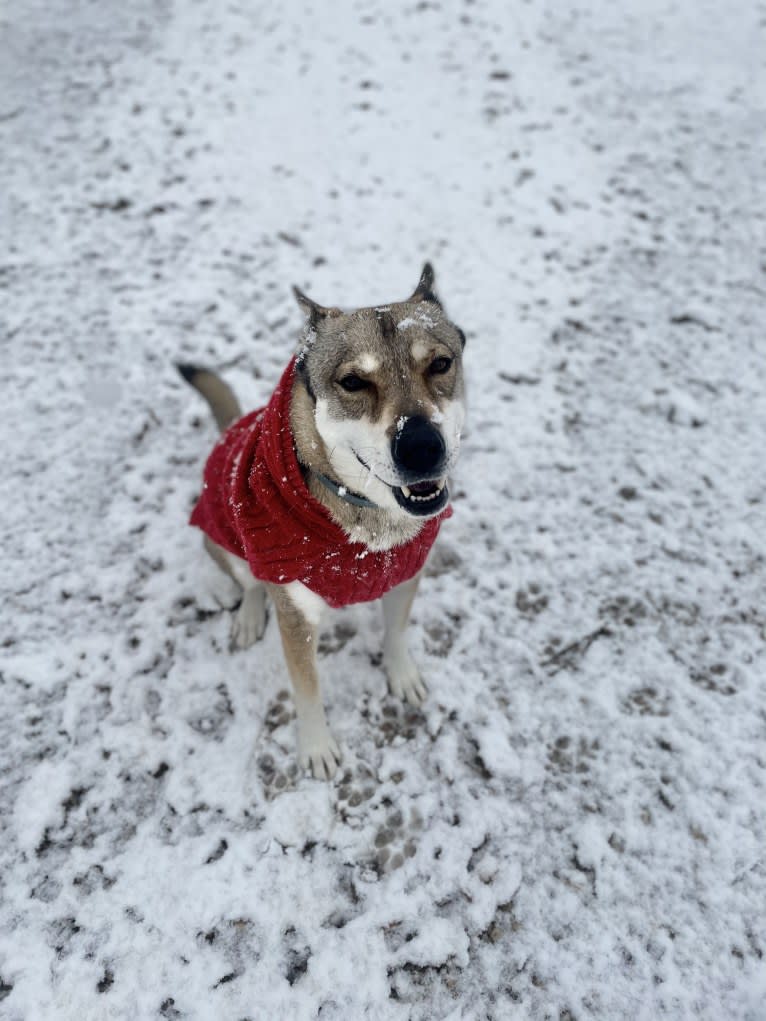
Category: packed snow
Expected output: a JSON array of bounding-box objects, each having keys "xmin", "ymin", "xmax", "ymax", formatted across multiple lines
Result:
[{"xmin": 2, "ymin": 0, "xmax": 765, "ymax": 1018}]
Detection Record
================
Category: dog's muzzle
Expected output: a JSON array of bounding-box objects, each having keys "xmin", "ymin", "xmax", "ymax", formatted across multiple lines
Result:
[{"xmin": 391, "ymin": 416, "xmax": 450, "ymax": 516}]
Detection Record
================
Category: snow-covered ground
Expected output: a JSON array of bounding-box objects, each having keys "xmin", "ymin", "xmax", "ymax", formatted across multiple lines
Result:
[{"xmin": 2, "ymin": 0, "xmax": 765, "ymax": 1017}]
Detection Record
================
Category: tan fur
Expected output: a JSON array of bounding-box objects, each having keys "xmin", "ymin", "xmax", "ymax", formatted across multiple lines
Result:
[
  {"xmin": 203, "ymin": 534, "xmax": 235, "ymax": 578},
  {"xmin": 187, "ymin": 369, "xmax": 241, "ymax": 431},
  {"xmin": 381, "ymin": 572, "xmax": 427, "ymax": 705},
  {"xmin": 297, "ymin": 300, "xmax": 463, "ymax": 429},
  {"xmin": 266, "ymin": 582, "xmax": 340, "ymax": 780}
]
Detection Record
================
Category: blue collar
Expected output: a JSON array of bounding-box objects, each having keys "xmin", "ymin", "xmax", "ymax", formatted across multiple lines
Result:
[{"xmin": 314, "ymin": 472, "xmax": 379, "ymax": 509}]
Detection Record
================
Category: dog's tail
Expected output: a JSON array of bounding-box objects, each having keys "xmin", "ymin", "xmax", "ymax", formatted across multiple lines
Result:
[{"xmin": 176, "ymin": 363, "xmax": 242, "ymax": 432}]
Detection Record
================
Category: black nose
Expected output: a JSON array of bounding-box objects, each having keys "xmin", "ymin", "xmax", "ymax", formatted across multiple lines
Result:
[{"xmin": 392, "ymin": 415, "xmax": 446, "ymax": 476}]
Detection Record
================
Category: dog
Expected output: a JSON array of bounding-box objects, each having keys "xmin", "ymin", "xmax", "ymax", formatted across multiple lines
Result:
[{"xmin": 177, "ymin": 264, "xmax": 466, "ymax": 779}]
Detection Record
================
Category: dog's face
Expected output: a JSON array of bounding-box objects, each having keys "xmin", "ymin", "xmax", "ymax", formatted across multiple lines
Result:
[{"xmin": 295, "ymin": 265, "xmax": 466, "ymax": 519}]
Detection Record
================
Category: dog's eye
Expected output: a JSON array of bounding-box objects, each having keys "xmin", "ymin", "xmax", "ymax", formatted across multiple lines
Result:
[
  {"xmin": 338, "ymin": 374, "xmax": 370, "ymax": 393},
  {"xmin": 429, "ymin": 356, "xmax": 453, "ymax": 376}
]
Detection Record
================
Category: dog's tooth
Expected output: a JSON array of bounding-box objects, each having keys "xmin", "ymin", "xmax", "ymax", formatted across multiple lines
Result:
[{"xmin": 402, "ymin": 482, "xmax": 447, "ymax": 503}]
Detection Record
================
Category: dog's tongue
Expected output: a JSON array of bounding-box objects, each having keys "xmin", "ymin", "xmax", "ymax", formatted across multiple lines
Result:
[{"xmin": 410, "ymin": 481, "xmax": 437, "ymax": 494}]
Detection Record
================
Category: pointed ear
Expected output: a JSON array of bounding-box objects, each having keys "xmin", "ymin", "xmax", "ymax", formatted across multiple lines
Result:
[
  {"xmin": 292, "ymin": 285, "xmax": 341, "ymax": 322},
  {"xmin": 410, "ymin": 262, "xmax": 440, "ymax": 304}
]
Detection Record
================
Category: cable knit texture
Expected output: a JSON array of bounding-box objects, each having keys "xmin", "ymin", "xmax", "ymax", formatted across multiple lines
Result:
[{"xmin": 189, "ymin": 358, "xmax": 452, "ymax": 608}]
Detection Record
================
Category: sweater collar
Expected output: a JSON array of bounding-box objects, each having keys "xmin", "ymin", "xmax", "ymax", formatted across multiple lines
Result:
[{"xmin": 256, "ymin": 358, "xmax": 360, "ymax": 544}]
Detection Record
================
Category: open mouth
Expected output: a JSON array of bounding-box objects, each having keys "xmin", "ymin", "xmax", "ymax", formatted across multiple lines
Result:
[
  {"xmin": 393, "ymin": 478, "xmax": 450, "ymax": 516},
  {"xmin": 353, "ymin": 452, "xmax": 450, "ymax": 517}
]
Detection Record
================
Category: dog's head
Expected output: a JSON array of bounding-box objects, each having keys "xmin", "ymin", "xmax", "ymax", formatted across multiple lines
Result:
[{"xmin": 293, "ymin": 264, "xmax": 466, "ymax": 519}]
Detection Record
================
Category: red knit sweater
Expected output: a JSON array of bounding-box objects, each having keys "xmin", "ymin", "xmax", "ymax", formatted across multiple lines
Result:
[{"xmin": 189, "ymin": 358, "xmax": 452, "ymax": 608}]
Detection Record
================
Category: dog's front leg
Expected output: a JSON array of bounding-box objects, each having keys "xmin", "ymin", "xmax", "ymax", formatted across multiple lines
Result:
[
  {"xmin": 382, "ymin": 572, "xmax": 427, "ymax": 707},
  {"xmin": 266, "ymin": 582, "xmax": 341, "ymax": 780}
]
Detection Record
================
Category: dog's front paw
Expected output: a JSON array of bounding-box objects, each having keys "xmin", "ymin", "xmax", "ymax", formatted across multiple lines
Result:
[
  {"xmin": 231, "ymin": 586, "xmax": 267, "ymax": 649},
  {"xmin": 385, "ymin": 652, "xmax": 428, "ymax": 707},
  {"xmin": 299, "ymin": 733, "xmax": 342, "ymax": 781}
]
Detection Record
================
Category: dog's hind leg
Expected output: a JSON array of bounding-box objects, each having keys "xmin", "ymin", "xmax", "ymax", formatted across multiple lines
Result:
[
  {"xmin": 203, "ymin": 537, "xmax": 267, "ymax": 648},
  {"xmin": 230, "ymin": 584, "xmax": 268, "ymax": 649},
  {"xmin": 381, "ymin": 571, "xmax": 427, "ymax": 707},
  {"xmin": 267, "ymin": 581, "xmax": 341, "ymax": 780}
]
